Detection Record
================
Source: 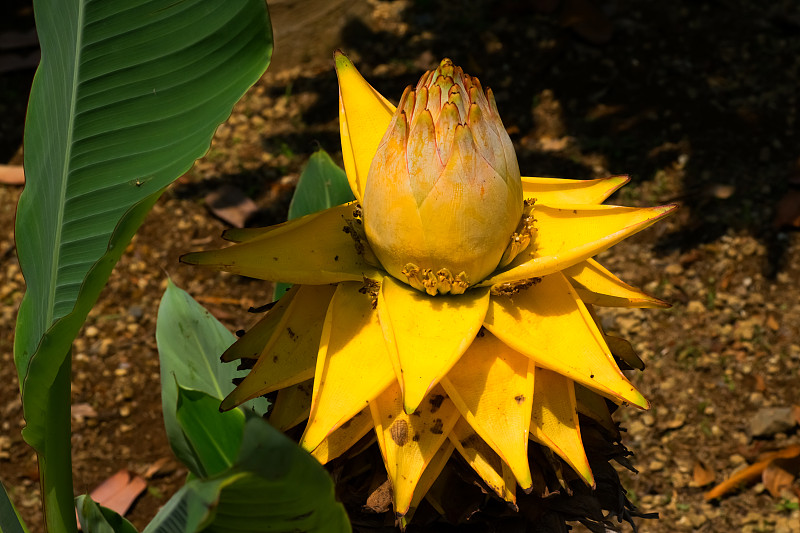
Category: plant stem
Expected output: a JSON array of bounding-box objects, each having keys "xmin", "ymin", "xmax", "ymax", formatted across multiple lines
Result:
[{"xmin": 37, "ymin": 353, "xmax": 77, "ymax": 533}]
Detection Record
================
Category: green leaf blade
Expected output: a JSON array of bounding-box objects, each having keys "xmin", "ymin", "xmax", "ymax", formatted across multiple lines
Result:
[
  {"xmin": 15, "ymin": 0, "xmax": 273, "ymax": 393},
  {"xmin": 287, "ymin": 149, "xmax": 355, "ymax": 220},
  {"xmin": 144, "ymin": 417, "xmax": 351, "ymax": 533},
  {"xmin": 175, "ymin": 387, "xmax": 245, "ymax": 478},
  {"xmin": 75, "ymin": 495, "xmax": 138, "ymax": 533},
  {"xmin": 0, "ymin": 480, "xmax": 29, "ymax": 533},
  {"xmin": 156, "ymin": 280, "xmax": 268, "ymax": 475}
]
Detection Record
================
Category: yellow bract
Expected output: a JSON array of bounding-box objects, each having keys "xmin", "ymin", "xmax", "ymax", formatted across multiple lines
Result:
[{"xmin": 183, "ymin": 52, "xmax": 676, "ymax": 523}]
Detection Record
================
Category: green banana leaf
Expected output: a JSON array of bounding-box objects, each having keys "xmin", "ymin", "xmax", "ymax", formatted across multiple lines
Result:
[
  {"xmin": 143, "ymin": 414, "xmax": 351, "ymax": 533},
  {"xmin": 14, "ymin": 0, "xmax": 272, "ymax": 530},
  {"xmin": 274, "ymin": 149, "xmax": 355, "ymax": 298},
  {"xmin": 156, "ymin": 280, "xmax": 268, "ymax": 476},
  {"xmin": 75, "ymin": 496, "xmax": 138, "ymax": 533},
  {"xmin": 175, "ymin": 385, "xmax": 246, "ymax": 478},
  {"xmin": 0, "ymin": 480, "xmax": 28, "ymax": 533}
]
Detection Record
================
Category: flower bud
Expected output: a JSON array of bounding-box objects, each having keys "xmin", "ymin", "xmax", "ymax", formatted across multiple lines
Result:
[{"xmin": 363, "ymin": 59, "xmax": 523, "ymax": 293}]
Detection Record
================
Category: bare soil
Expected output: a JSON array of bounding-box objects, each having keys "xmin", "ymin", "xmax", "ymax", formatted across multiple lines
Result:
[{"xmin": 2, "ymin": 0, "xmax": 800, "ymax": 531}]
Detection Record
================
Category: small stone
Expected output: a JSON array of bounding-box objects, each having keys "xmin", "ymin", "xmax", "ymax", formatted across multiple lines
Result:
[
  {"xmin": 766, "ymin": 315, "xmax": 780, "ymax": 331},
  {"xmin": 85, "ymin": 326, "xmax": 99, "ymax": 338},
  {"xmin": 749, "ymin": 407, "xmax": 797, "ymax": 438},
  {"xmin": 664, "ymin": 263, "xmax": 683, "ymax": 275},
  {"xmin": 689, "ymin": 513, "xmax": 708, "ymax": 528},
  {"xmin": 687, "ymin": 300, "xmax": 705, "ymax": 313},
  {"xmin": 648, "ymin": 460, "xmax": 664, "ymax": 471},
  {"xmin": 729, "ymin": 454, "xmax": 746, "ymax": 466},
  {"xmin": 665, "ymin": 412, "xmax": 687, "ymax": 430}
]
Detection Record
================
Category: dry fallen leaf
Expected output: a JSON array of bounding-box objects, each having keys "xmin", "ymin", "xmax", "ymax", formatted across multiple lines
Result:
[
  {"xmin": 792, "ymin": 405, "xmax": 800, "ymax": 426},
  {"xmin": 77, "ymin": 469, "xmax": 147, "ymax": 530},
  {"xmin": 762, "ymin": 458, "xmax": 799, "ymax": 498},
  {"xmin": 753, "ymin": 374, "xmax": 767, "ymax": 393},
  {"xmin": 142, "ymin": 457, "xmax": 173, "ymax": 479},
  {"xmin": 705, "ymin": 445, "xmax": 800, "ymax": 501},
  {"xmin": 204, "ymin": 184, "xmax": 258, "ymax": 228},
  {"xmin": 766, "ymin": 315, "xmax": 780, "ymax": 332},
  {"xmin": 691, "ymin": 460, "xmax": 716, "ymax": 488},
  {"xmin": 71, "ymin": 403, "xmax": 97, "ymax": 422},
  {"xmin": 0, "ymin": 165, "xmax": 24, "ymax": 185}
]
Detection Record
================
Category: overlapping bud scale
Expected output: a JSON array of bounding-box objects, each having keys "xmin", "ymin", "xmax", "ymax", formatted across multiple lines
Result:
[{"xmin": 363, "ymin": 59, "xmax": 524, "ymax": 294}]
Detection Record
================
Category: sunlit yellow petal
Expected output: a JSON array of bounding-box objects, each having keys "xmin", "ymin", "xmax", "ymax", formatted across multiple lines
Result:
[
  {"xmin": 181, "ymin": 203, "xmax": 382, "ymax": 284},
  {"xmin": 335, "ymin": 51, "xmax": 395, "ymax": 201},
  {"xmin": 442, "ymin": 332, "xmax": 533, "ymax": 490},
  {"xmin": 301, "ymin": 282, "xmax": 396, "ymax": 451},
  {"xmin": 484, "ymin": 273, "xmax": 647, "ymax": 409},
  {"xmin": 268, "ymin": 379, "xmax": 312, "ymax": 431},
  {"xmin": 377, "ymin": 276, "xmax": 490, "ymax": 414},
  {"xmin": 449, "ymin": 418, "xmax": 516, "ymax": 504},
  {"xmin": 221, "ymin": 286, "xmax": 299, "ymax": 362},
  {"xmin": 311, "ymin": 408, "xmax": 374, "ymax": 464},
  {"xmin": 522, "ymin": 175, "xmax": 629, "ymax": 205},
  {"xmin": 530, "ymin": 368, "xmax": 594, "ymax": 487},
  {"xmin": 370, "ymin": 383, "xmax": 459, "ymax": 515},
  {"xmin": 574, "ymin": 384, "xmax": 619, "ymax": 438},
  {"xmin": 219, "ymin": 284, "xmax": 336, "ymax": 411},
  {"xmin": 481, "ymin": 203, "xmax": 677, "ymax": 286},
  {"xmin": 564, "ymin": 258, "xmax": 668, "ymax": 308},
  {"xmin": 401, "ymin": 440, "xmax": 455, "ymax": 527}
]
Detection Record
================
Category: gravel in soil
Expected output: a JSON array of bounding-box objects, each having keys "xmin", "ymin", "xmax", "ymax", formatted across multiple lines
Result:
[{"xmin": 2, "ymin": 0, "xmax": 800, "ymax": 531}]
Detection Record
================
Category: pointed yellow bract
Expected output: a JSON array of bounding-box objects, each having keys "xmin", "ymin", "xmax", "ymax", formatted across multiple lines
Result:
[
  {"xmin": 483, "ymin": 203, "xmax": 677, "ymax": 286},
  {"xmin": 442, "ymin": 332, "xmax": 534, "ymax": 490},
  {"xmin": 219, "ymin": 284, "xmax": 335, "ymax": 411},
  {"xmin": 181, "ymin": 203, "xmax": 382, "ymax": 284},
  {"xmin": 186, "ymin": 53, "xmax": 677, "ymax": 523},
  {"xmin": 377, "ymin": 276, "xmax": 490, "ymax": 413},
  {"xmin": 403, "ymin": 440, "xmax": 455, "ymax": 525},
  {"xmin": 530, "ymin": 368, "xmax": 595, "ymax": 487},
  {"xmin": 449, "ymin": 418, "xmax": 516, "ymax": 504},
  {"xmin": 269, "ymin": 380, "xmax": 312, "ymax": 431},
  {"xmin": 574, "ymin": 384, "xmax": 619, "ymax": 438},
  {"xmin": 484, "ymin": 273, "xmax": 647, "ymax": 409},
  {"xmin": 311, "ymin": 408, "xmax": 374, "ymax": 464},
  {"xmin": 521, "ymin": 175, "xmax": 629, "ymax": 205},
  {"xmin": 563, "ymin": 258, "xmax": 668, "ymax": 308},
  {"xmin": 335, "ymin": 51, "xmax": 395, "ymax": 201},
  {"xmin": 302, "ymin": 282, "xmax": 395, "ymax": 451},
  {"xmin": 221, "ymin": 285, "xmax": 298, "ymax": 362},
  {"xmin": 370, "ymin": 383, "xmax": 459, "ymax": 515}
]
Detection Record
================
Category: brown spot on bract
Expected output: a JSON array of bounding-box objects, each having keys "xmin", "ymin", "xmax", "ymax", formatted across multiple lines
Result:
[
  {"xmin": 272, "ymin": 355, "xmax": 278, "ymax": 363},
  {"xmin": 334, "ymin": 255, "xmax": 339, "ymax": 261},
  {"xmin": 340, "ymin": 418, "xmax": 352, "ymax": 430},
  {"xmin": 430, "ymin": 418, "xmax": 443, "ymax": 435},
  {"xmin": 514, "ymin": 394, "xmax": 525, "ymax": 404},
  {"xmin": 428, "ymin": 394, "xmax": 444, "ymax": 413},
  {"xmin": 286, "ymin": 327, "xmax": 297, "ymax": 341},
  {"xmin": 390, "ymin": 419, "xmax": 409, "ymax": 446}
]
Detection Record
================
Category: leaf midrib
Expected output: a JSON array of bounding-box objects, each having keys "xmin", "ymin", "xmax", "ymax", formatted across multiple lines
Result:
[{"xmin": 48, "ymin": 0, "xmax": 87, "ymax": 328}]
